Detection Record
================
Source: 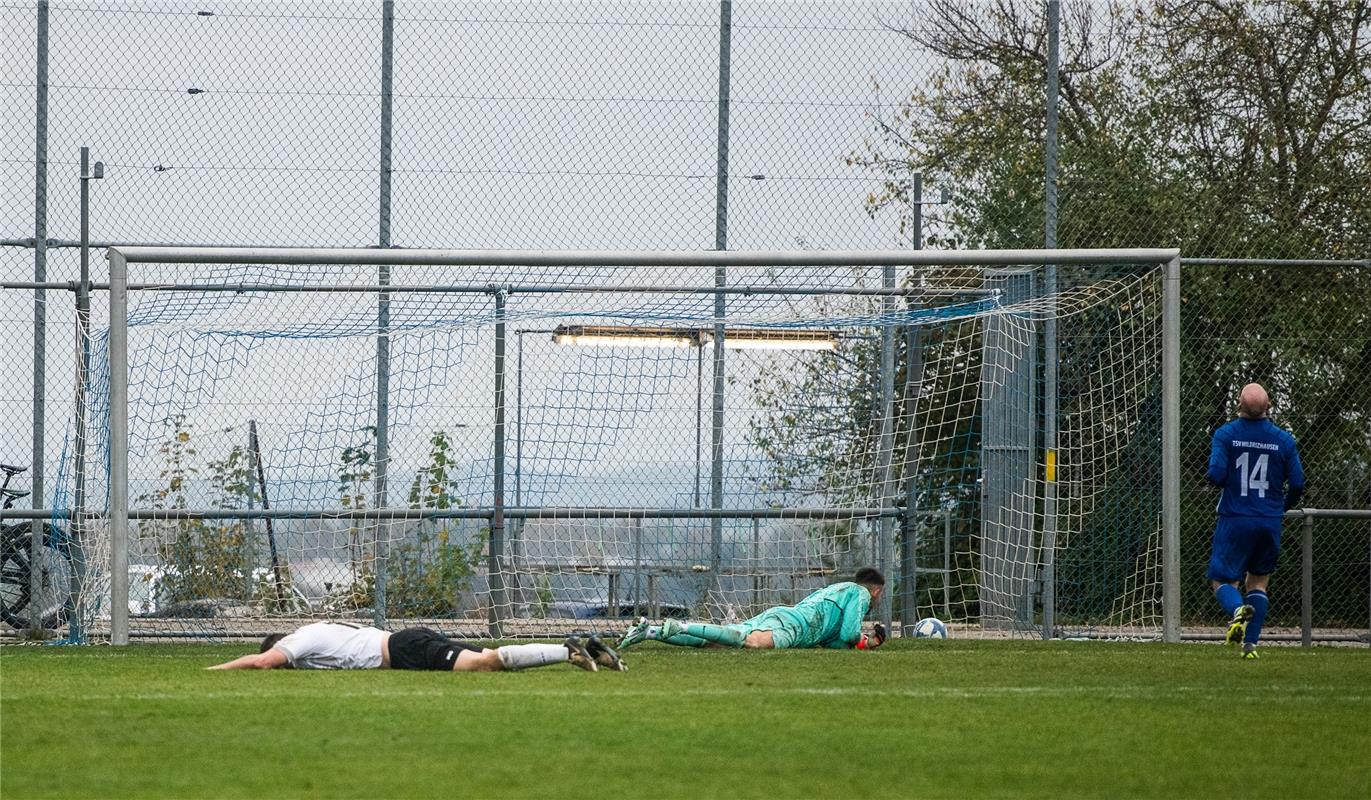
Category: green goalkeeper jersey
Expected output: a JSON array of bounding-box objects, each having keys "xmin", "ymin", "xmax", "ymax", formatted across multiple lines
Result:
[{"xmin": 743, "ymin": 581, "xmax": 872, "ymax": 649}]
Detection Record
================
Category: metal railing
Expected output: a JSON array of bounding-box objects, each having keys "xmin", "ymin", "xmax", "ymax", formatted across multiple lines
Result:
[{"xmin": 1286, "ymin": 509, "xmax": 1371, "ymax": 647}]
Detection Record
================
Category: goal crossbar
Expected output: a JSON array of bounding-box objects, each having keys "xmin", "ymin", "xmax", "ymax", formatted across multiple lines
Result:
[{"xmin": 109, "ymin": 246, "xmax": 1180, "ymax": 267}]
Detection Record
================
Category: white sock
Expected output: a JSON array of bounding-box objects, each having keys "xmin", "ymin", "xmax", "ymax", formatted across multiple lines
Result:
[{"xmin": 496, "ymin": 643, "xmax": 569, "ymax": 671}]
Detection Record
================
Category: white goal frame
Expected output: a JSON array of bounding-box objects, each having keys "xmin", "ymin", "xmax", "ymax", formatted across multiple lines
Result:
[{"xmin": 104, "ymin": 246, "xmax": 1183, "ymax": 644}]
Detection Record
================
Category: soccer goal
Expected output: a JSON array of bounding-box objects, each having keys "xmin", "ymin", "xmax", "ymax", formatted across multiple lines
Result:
[{"xmin": 54, "ymin": 246, "xmax": 1183, "ymax": 643}]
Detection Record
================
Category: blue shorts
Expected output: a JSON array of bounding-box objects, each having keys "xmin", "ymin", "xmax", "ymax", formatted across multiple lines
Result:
[{"xmin": 1207, "ymin": 516, "xmax": 1282, "ymax": 583}]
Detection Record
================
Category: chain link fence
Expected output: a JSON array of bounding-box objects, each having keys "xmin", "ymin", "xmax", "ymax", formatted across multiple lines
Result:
[
  {"xmin": 1179, "ymin": 262, "xmax": 1371, "ymax": 638},
  {"xmin": 2, "ymin": 1, "xmax": 1367, "ymax": 641}
]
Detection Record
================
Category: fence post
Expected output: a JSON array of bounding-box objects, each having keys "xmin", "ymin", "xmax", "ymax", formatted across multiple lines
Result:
[
  {"xmin": 1302, "ymin": 512, "xmax": 1313, "ymax": 648},
  {"xmin": 1162, "ymin": 255, "xmax": 1181, "ymax": 643},
  {"xmin": 108, "ymin": 248, "xmax": 129, "ymax": 645},
  {"xmin": 372, "ymin": 0, "xmax": 395, "ymax": 630},
  {"xmin": 1040, "ymin": 0, "xmax": 1061, "ymax": 642},
  {"xmin": 30, "ymin": 0, "xmax": 49, "ymax": 639},
  {"xmin": 709, "ymin": 0, "xmax": 732, "ymax": 583}
]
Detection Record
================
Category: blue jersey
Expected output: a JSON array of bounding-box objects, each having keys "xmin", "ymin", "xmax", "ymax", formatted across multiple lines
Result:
[{"xmin": 1206, "ymin": 418, "xmax": 1304, "ymax": 518}]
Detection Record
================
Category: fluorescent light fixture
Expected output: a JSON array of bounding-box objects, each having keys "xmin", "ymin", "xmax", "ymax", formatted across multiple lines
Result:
[
  {"xmin": 552, "ymin": 325, "xmax": 698, "ymax": 348},
  {"xmin": 552, "ymin": 325, "xmax": 837, "ymax": 351},
  {"xmin": 710, "ymin": 329, "xmax": 837, "ymax": 351}
]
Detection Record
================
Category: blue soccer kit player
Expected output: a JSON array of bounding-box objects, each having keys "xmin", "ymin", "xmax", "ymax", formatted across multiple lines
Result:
[{"xmin": 1206, "ymin": 384, "xmax": 1305, "ymax": 659}]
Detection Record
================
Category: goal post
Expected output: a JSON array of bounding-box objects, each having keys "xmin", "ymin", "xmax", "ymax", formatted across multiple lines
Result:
[{"xmin": 92, "ymin": 246, "xmax": 1179, "ymax": 643}]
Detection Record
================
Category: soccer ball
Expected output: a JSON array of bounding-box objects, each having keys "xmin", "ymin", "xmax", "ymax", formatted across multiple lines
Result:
[{"xmin": 913, "ymin": 617, "xmax": 948, "ymax": 639}]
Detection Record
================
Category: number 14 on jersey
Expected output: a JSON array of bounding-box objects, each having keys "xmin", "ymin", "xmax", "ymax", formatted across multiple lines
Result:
[{"xmin": 1235, "ymin": 452, "xmax": 1269, "ymax": 497}]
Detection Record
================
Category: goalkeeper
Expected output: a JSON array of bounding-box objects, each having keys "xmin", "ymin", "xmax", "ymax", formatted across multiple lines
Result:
[{"xmin": 617, "ymin": 567, "xmax": 887, "ymax": 650}]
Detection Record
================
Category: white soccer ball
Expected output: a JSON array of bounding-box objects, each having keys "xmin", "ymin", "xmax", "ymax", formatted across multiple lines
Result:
[{"xmin": 913, "ymin": 617, "xmax": 948, "ymax": 639}]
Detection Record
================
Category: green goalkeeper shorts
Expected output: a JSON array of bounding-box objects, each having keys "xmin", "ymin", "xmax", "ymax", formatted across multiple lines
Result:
[{"xmin": 742, "ymin": 607, "xmax": 807, "ymax": 649}]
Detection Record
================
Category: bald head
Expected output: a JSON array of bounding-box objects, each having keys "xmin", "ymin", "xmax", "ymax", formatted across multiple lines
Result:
[{"xmin": 1237, "ymin": 383, "xmax": 1270, "ymax": 419}]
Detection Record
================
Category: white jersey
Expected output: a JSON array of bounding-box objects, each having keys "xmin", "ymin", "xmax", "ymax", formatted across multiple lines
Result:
[{"xmin": 273, "ymin": 622, "xmax": 388, "ymax": 670}]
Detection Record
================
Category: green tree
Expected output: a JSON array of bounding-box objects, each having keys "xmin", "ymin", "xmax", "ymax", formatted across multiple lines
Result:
[
  {"xmin": 850, "ymin": 0, "xmax": 1370, "ymax": 257},
  {"xmin": 204, "ymin": 437, "xmax": 262, "ymax": 601},
  {"xmin": 388, "ymin": 431, "xmax": 485, "ymax": 617},
  {"xmin": 337, "ymin": 426, "xmax": 378, "ymax": 605},
  {"xmin": 136, "ymin": 417, "xmax": 259, "ymax": 606},
  {"xmin": 756, "ymin": 0, "xmax": 1370, "ymax": 622}
]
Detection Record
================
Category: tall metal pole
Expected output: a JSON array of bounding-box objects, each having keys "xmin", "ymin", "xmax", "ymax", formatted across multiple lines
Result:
[
  {"xmin": 108, "ymin": 249, "xmax": 129, "ymax": 645},
  {"xmin": 1045, "ymin": 1, "xmax": 1060, "ymax": 244},
  {"xmin": 899, "ymin": 173, "xmax": 923, "ymax": 636},
  {"xmin": 709, "ymin": 0, "xmax": 732, "ymax": 580},
  {"xmin": 490, "ymin": 290, "xmax": 508, "ymax": 637},
  {"xmin": 30, "ymin": 0, "xmax": 49, "ymax": 637},
  {"xmin": 372, "ymin": 0, "xmax": 395, "ymax": 628},
  {"xmin": 1040, "ymin": 0, "xmax": 1061, "ymax": 640},
  {"xmin": 1161, "ymin": 255, "xmax": 1181, "ymax": 643}
]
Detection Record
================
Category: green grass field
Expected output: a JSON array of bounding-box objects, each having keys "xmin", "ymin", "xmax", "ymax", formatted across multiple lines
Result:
[{"xmin": 2, "ymin": 639, "xmax": 1368, "ymax": 798}]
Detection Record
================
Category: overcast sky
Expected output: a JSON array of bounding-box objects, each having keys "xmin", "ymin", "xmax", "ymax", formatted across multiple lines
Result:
[{"xmin": 2, "ymin": 1, "xmax": 944, "ymax": 510}]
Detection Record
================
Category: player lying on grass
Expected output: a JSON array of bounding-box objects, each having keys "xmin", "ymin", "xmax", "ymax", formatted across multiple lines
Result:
[
  {"xmin": 618, "ymin": 566, "xmax": 887, "ymax": 650},
  {"xmin": 207, "ymin": 622, "xmax": 625, "ymax": 672}
]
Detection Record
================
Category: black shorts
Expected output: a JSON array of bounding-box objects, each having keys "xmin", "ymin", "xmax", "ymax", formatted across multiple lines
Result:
[{"xmin": 388, "ymin": 627, "xmax": 481, "ymax": 671}]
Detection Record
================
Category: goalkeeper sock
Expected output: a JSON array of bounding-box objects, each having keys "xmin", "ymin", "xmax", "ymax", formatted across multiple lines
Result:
[
  {"xmin": 1243, "ymin": 590, "xmax": 1269, "ymax": 646},
  {"xmin": 496, "ymin": 643, "xmax": 568, "ymax": 671},
  {"xmin": 1215, "ymin": 584, "xmax": 1244, "ymax": 617},
  {"xmin": 643, "ymin": 626, "xmax": 708, "ymax": 648},
  {"xmin": 683, "ymin": 623, "xmax": 745, "ymax": 648}
]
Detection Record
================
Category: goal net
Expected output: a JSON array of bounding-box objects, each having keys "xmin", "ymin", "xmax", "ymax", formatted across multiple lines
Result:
[{"xmin": 46, "ymin": 250, "xmax": 1166, "ymax": 641}]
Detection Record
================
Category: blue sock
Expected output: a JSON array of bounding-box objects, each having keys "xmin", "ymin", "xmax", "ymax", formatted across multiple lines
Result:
[
  {"xmin": 1215, "ymin": 584, "xmax": 1243, "ymax": 617},
  {"xmin": 1244, "ymin": 590, "xmax": 1269, "ymax": 645}
]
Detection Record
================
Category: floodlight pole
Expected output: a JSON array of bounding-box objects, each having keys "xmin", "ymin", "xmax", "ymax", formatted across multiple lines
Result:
[
  {"xmin": 372, "ymin": 0, "xmax": 395, "ymax": 629},
  {"xmin": 29, "ymin": 0, "xmax": 49, "ymax": 640},
  {"xmin": 709, "ymin": 0, "xmax": 732, "ymax": 582}
]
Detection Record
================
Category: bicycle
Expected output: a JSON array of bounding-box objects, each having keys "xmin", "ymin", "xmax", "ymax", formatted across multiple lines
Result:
[{"xmin": 0, "ymin": 463, "xmax": 76, "ymax": 629}]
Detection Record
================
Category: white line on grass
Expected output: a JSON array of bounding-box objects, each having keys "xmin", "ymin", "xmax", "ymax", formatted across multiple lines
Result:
[{"xmin": 6, "ymin": 685, "xmax": 1367, "ymax": 703}]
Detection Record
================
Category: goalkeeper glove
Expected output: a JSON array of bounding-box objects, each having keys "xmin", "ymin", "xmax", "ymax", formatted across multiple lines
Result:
[{"xmin": 856, "ymin": 623, "xmax": 888, "ymax": 650}]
